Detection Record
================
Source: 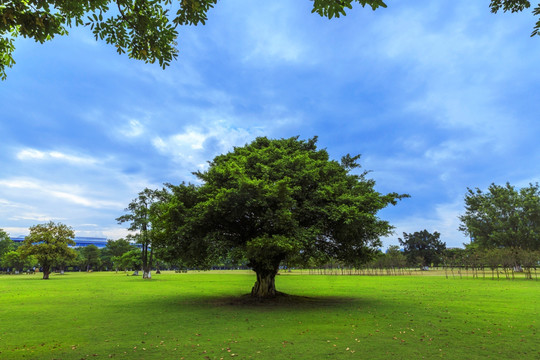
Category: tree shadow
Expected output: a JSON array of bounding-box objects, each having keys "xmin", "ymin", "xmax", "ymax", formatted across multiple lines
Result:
[
  {"xmin": 144, "ymin": 292, "xmax": 379, "ymax": 311},
  {"xmin": 213, "ymin": 292, "xmax": 355, "ymax": 307}
]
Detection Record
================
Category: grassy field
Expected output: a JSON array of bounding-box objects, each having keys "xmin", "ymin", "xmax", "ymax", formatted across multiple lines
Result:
[{"xmin": 1, "ymin": 271, "xmax": 539, "ymax": 359}]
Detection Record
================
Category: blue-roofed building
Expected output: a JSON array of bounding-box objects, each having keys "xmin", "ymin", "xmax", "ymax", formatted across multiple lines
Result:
[{"xmin": 11, "ymin": 236, "xmax": 109, "ymax": 248}]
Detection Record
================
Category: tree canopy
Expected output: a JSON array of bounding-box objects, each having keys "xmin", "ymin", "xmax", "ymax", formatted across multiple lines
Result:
[
  {"xmin": 1, "ymin": 250, "xmax": 36, "ymax": 273},
  {"xmin": 18, "ymin": 221, "xmax": 77, "ymax": 279},
  {"xmin": 459, "ymin": 182, "xmax": 540, "ymax": 250},
  {"xmin": 3, "ymin": 1, "xmax": 539, "ymax": 80},
  {"xmin": 398, "ymin": 229, "xmax": 446, "ymax": 268},
  {"xmin": 154, "ymin": 136, "xmax": 408, "ymax": 297},
  {"xmin": 113, "ymin": 248, "xmax": 142, "ymax": 273},
  {"xmin": 0, "ymin": 0, "xmax": 385, "ymax": 80}
]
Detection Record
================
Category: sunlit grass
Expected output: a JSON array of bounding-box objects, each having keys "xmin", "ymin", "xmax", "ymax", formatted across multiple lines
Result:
[{"xmin": 1, "ymin": 271, "xmax": 539, "ymax": 359}]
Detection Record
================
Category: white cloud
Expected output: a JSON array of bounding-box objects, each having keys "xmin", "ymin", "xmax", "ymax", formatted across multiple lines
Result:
[
  {"xmin": 0, "ymin": 198, "xmax": 28, "ymax": 208},
  {"xmin": 157, "ymin": 128, "xmax": 207, "ymax": 151},
  {"xmin": 2, "ymin": 227, "xmax": 30, "ymax": 237},
  {"xmin": 119, "ymin": 119, "xmax": 145, "ymax": 138},
  {"xmin": 9, "ymin": 213, "xmax": 65, "ymax": 222},
  {"xmin": 0, "ymin": 178, "xmax": 123, "ymax": 209},
  {"xmin": 17, "ymin": 149, "xmax": 46, "ymax": 160},
  {"xmin": 99, "ymin": 227, "xmax": 132, "ymax": 240},
  {"xmin": 239, "ymin": 3, "xmax": 308, "ymax": 64},
  {"xmin": 17, "ymin": 148, "xmax": 100, "ymax": 166},
  {"xmin": 424, "ymin": 138, "xmax": 487, "ymax": 164},
  {"xmin": 244, "ymin": 25, "xmax": 304, "ymax": 63},
  {"xmin": 152, "ymin": 120, "xmax": 263, "ymax": 170}
]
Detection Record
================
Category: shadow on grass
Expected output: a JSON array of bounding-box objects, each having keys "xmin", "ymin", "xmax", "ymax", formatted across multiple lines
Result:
[
  {"xmin": 140, "ymin": 292, "xmax": 379, "ymax": 311},
  {"xmin": 214, "ymin": 292, "xmax": 355, "ymax": 306},
  {"xmin": 7, "ymin": 273, "xmax": 76, "ymax": 281}
]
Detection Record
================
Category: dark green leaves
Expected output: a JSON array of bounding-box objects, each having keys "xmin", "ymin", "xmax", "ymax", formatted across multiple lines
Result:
[
  {"xmin": 459, "ymin": 182, "xmax": 540, "ymax": 250},
  {"xmin": 0, "ymin": 0, "xmax": 388, "ymax": 80},
  {"xmin": 398, "ymin": 230, "xmax": 446, "ymax": 268},
  {"xmin": 311, "ymin": 0, "xmax": 387, "ymax": 19},
  {"xmin": 158, "ymin": 136, "xmax": 407, "ymax": 272},
  {"xmin": 489, "ymin": 0, "xmax": 540, "ymax": 37},
  {"xmin": 489, "ymin": 0, "xmax": 532, "ymax": 13}
]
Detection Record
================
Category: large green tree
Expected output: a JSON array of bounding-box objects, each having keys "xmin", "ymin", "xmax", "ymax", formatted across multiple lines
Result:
[
  {"xmin": 459, "ymin": 182, "xmax": 540, "ymax": 250},
  {"xmin": 18, "ymin": 221, "xmax": 77, "ymax": 279},
  {"xmin": 155, "ymin": 136, "xmax": 408, "ymax": 297},
  {"xmin": 4, "ymin": 1, "xmax": 539, "ymax": 80},
  {"xmin": 398, "ymin": 229, "xmax": 446, "ymax": 268}
]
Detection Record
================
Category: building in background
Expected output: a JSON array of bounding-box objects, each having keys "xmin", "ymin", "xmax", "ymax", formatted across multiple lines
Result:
[{"xmin": 11, "ymin": 236, "xmax": 108, "ymax": 248}]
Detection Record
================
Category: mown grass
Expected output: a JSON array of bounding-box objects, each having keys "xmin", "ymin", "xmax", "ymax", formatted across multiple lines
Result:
[{"xmin": 1, "ymin": 271, "xmax": 539, "ymax": 359}]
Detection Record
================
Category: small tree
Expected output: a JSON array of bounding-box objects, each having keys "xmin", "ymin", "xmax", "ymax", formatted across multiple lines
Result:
[
  {"xmin": 114, "ymin": 249, "xmax": 142, "ymax": 274},
  {"xmin": 482, "ymin": 248, "xmax": 503, "ymax": 280},
  {"xmin": 117, "ymin": 189, "xmax": 162, "ymax": 279},
  {"xmin": 384, "ymin": 245, "xmax": 407, "ymax": 274},
  {"xmin": 103, "ymin": 238, "xmax": 137, "ymax": 272},
  {"xmin": 18, "ymin": 222, "xmax": 77, "ymax": 279},
  {"xmin": 80, "ymin": 244, "xmax": 102, "ymax": 272},
  {"xmin": 399, "ymin": 230, "xmax": 446, "ymax": 269}
]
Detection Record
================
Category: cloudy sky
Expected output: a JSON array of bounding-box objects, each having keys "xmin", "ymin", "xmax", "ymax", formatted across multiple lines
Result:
[{"xmin": 1, "ymin": 1, "xmax": 539, "ymax": 248}]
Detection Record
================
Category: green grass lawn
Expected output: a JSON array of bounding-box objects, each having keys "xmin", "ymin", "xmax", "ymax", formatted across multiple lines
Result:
[{"xmin": 1, "ymin": 271, "xmax": 539, "ymax": 359}]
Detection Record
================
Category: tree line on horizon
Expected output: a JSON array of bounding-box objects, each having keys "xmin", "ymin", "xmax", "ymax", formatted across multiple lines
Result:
[{"xmin": 0, "ymin": 229, "xmax": 173, "ymax": 277}]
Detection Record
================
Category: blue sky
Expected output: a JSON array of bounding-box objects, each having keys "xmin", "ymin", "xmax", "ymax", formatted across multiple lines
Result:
[{"xmin": 1, "ymin": 1, "xmax": 539, "ymax": 248}]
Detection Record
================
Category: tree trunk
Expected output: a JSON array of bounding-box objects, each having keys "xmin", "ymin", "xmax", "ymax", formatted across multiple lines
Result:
[
  {"xmin": 251, "ymin": 270, "xmax": 278, "ymax": 298},
  {"xmin": 42, "ymin": 266, "xmax": 50, "ymax": 280},
  {"xmin": 142, "ymin": 246, "xmax": 153, "ymax": 279}
]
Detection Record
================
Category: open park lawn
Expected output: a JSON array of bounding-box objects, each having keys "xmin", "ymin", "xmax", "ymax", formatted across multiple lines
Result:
[{"xmin": 1, "ymin": 271, "xmax": 539, "ymax": 359}]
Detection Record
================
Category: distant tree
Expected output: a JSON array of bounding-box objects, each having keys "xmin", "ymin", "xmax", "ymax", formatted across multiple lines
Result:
[
  {"xmin": 102, "ymin": 238, "xmax": 136, "ymax": 271},
  {"xmin": 459, "ymin": 183, "xmax": 540, "ymax": 250},
  {"xmin": 385, "ymin": 245, "xmax": 407, "ymax": 270},
  {"xmin": 18, "ymin": 222, "xmax": 77, "ymax": 279},
  {"xmin": 0, "ymin": 229, "xmax": 16, "ymax": 265},
  {"xmin": 154, "ymin": 136, "xmax": 407, "ymax": 297},
  {"xmin": 399, "ymin": 230, "xmax": 446, "ymax": 269},
  {"xmin": 113, "ymin": 249, "xmax": 142, "ymax": 274},
  {"xmin": 80, "ymin": 244, "xmax": 102, "ymax": 272},
  {"xmin": 106, "ymin": 238, "xmax": 135, "ymax": 257},
  {"xmin": 117, "ymin": 189, "xmax": 163, "ymax": 279},
  {"xmin": 1, "ymin": 250, "xmax": 36, "ymax": 273},
  {"xmin": 482, "ymin": 248, "xmax": 504, "ymax": 280}
]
